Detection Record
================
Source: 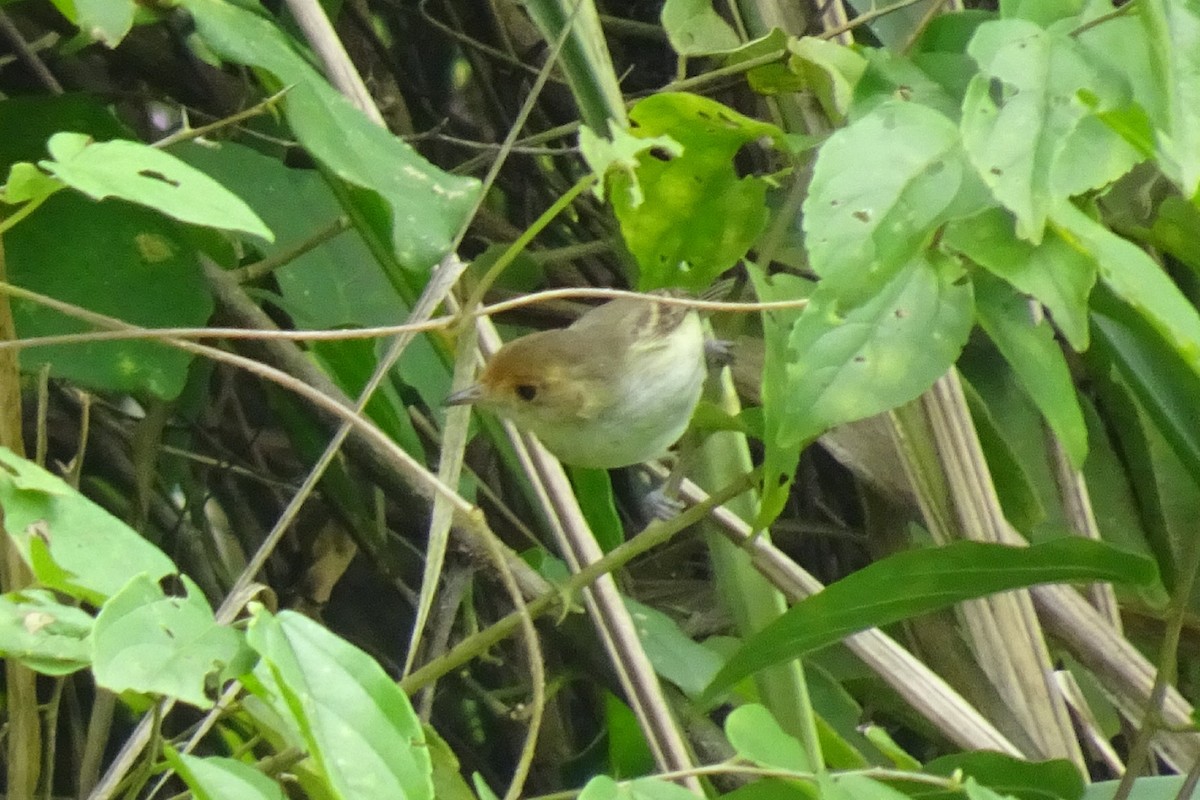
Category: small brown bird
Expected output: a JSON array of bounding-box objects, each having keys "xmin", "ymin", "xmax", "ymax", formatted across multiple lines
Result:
[{"xmin": 447, "ymin": 294, "xmax": 706, "ymax": 469}]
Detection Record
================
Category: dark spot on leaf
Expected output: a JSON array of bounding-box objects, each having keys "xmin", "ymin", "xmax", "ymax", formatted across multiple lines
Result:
[
  {"xmin": 854, "ymin": 355, "xmax": 866, "ymax": 363},
  {"xmin": 852, "ymin": 209, "xmax": 871, "ymax": 223},
  {"xmin": 988, "ymin": 78, "xmax": 1006, "ymax": 108},
  {"xmin": 649, "ymin": 147, "xmax": 674, "ymax": 162},
  {"xmin": 896, "ymin": 85, "xmax": 913, "ymax": 101},
  {"xmin": 990, "ymin": 167, "xmax": 1003, "ymax": 176},
  {"xmin": 138, "ymin": 169, "xmax": 180, "ymax": 187},
  {"xmin": 894, "ymin": 308, "xmax": 908, "ymax": 319}
]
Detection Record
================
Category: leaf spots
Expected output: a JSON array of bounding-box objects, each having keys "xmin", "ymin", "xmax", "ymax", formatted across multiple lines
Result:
[{"xmin": 137, "ymin": 169, "xmax": 180, "ymax": 188}]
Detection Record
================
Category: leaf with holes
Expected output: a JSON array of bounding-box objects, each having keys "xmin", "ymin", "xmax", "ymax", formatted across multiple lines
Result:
[
  {"xmin": 803, "ymin": 100, "xmax": 990, "ymax": 287},
  {"xmin": 92, "ymin": 574, "xmax": 248, "ymax": 709},
  {"xmin": 40, "ymin": 133, "xmax": 272, "ymax": 239},
  {"xmin": 750, "ymin": 252, "xmax": 973, "ymax": 525},
  {"xmin": 608, "ymin": 92, "xmax": 785, "ymax": 291}
]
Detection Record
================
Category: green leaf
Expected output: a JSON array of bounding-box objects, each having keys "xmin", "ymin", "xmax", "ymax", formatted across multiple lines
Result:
[
  {"xmin": 925, "ymin": 751, "xmax": 1085, "ymax": 800},
  {"xmin": 747, "ymin": 268, "xmax": 809, "ymax": 525},
  {"xmin": 1088, "ymin": 282, "xmax": 1200, "ymax": 486},
  {"xmin": 975, "ymin": 273, "xmax": 1088, "ymax": 468},
  {"xmin": 624, "ymin": 598, "xmax": 723, "ymax": 698},
  {"xmin": 804, "ymin": 100, "xmax": 990, "ymax": 284},
  {"xmin": 579, "ymin": 121, "xmax": 682, "ymax": 210},
  {"xmin": 570, "ymin": 466, "xmax": 623, "ymax": 553},
  {"xmin": 822, "ymin": 774, "xmax": 911, "ymax": 800},
  {"xmin": 1, "ymin": 162, "xmax": 63, "ymax": 204},
  {"xmin": 426, "ymin": 726, "xmax": 479, "ymax": 800},
  {"xmin": 1084, "ymin": 776, "xmax": 1200, "ymax": 800},
  {"xmin": 6, "ymin": 191, "xmax": 211, "ymax": 400},
  {"xmin": 720, "ymin": 779, "xmax": 809, "ymax": 800},
  {"xmin": 39, "ymin": 133, "xmax": 272, "ymax": 239},
  {"xmin": 1051, "ymin": 200, "xmax": 1200, "ymax": 381},
  {"xmin": 72, "ymin": 0, "xmax": 136, "ymax": 46},
  {"xmin": 1000, "ymin": 0, "xmax": 1082, "ymax": 26},
  {"xmin": 725, "ymin": 703, "xmax": 810, "ymax": 772},
  {"xmin": 0, "ymin": 589, "xmax": 93, "ymax": 675},
  {"xmin": 750, "ymin": 253, "xmax": 973, "ymax": 525},
  {"xmin": 92, "ymin": 575, "xmax": 246, "ymax": 709},
  {"xmin": 660, "ymin": 0, "xmax": 739, "ymax": 56},
  {"xmin": 1148, "ymin": 195, "xmax": 1200, "ymax": 275},
  {"xmin": 703, "ymin": 538, "xmax": 1157, "ymax": 699},
  {"xmin": 775, "ymin": 253, "xmax": 973, "ymax": 443},
  {"xmin": 1139, "ymin": 0, "xmax": 1200, "ymax": 199},
  {"xmin": 965, "ymin": 777, "xmax": 1013, "ymax": 800},
  {"xmin": 961, "ymin": 19, "xmax": 1135, "ymax": 242},
  {"xmin": 579, "ymin": 775, "xmax": 621, "ymax": 800},
  {"xmin": 165, "ymin": 749, "xmax": 287, "ymax": 800},
  {"xmin": 246, "ymin": 608, "xmax": 433, "ymax": 800},
  {"xmin": 958, "ymin": 373, "xmax": 1046, "ymax": 533},
  {"xmin": 171, "ymin": 141, "xmax": 407, "ymax": 328},
  {"xmin": 621, "ymin": 778, "xmax": 703, "ymax": 800},
  {"xmin": 580, "ymin": 777, "xmax": 696, "ymax": 800},
  {"xmin": 853, "ymin": 49, "xmax": 962, "ymax": 122},
  {"xmin": 605, "ymin": 693, "xmax": 655, "ymax": 778},
  {"xmin": 178, "ymin": 0, "xmax": 480, "ymax": 269},
  {"xmin": 0, "ymin": 448, "xmax": 175, "ymax": 604},
  {"xmin": 787, "ymin": 37, "xmax": 867, "ymax": 123},
  {"xmin": 943, "ymin": 207, "xmax": 1095, "ymax": 350},
  {"xmin": 609, "ymin": 92, "xmax": 785, "ymax": 291}
]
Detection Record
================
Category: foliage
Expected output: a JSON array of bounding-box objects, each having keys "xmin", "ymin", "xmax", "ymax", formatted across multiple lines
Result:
[{"xmin": 1, "ymin": 0, "xmax": 1200, "ymax": 799}]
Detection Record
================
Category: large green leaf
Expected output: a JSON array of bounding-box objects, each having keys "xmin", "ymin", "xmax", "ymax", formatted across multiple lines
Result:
[
  {"xmin": 246, "ymin": 609, "xmax": 433, "ymax": 800},
  {"xmin": 166, "ymin": 750, "xmax": 287, "ymax": 800},
  {"xmin": 703, "ymin": 538, "xmax": 1156, "ymax": 699},
  {"xmin": 1139, "ymin": 0, "xmax": 1200, "ymax": 199},
  {"xmin": 607, "ymin": 92, "xmax": 784, "ymax": 291},
  {"xmin": 1088, "ymin": 282, "xmax": 1200, "ymax": 486},
  {"xmin": 943, "ymin": 207, "xmax": 1095, "ymax": 350},
  {"xmin": 39, "ymin": 132, "xmax": 272, "ymax": 240},
  {"xmin": 177, "ymin": 0, "xmax": 480, "ymax": 270},
  {"xmin": 0, "ymin": 448, "xmax": 174, "ymax": 605},
  {"xmin": 624, "ymin": 597, "xmax": 723, "ymax": 699},
  {"xmin": 725, "ymin": 704, "xmax": 810, "ymax": 772},
  {"xmin": 974, "ymin": 272, "xmax": 1088, "ymax": 468},
  {"xmin": 660, "ymin": 0, "xmax": 739, "ymax": 55},
  {"xmin": 92, "ymin": 574, "xmax": 246, "ymax": 709},
  {"xmin": 750, "ymin": 252, "xmax": 973, "ymax": 524},
  {"xmin": 804, "ymin": 100, "xmax": 990, "ymax": 286},
  {"xmin": 5, "ymin": 188, "xmax": 211, "ymax": 399},
  {"xmin": 0, "ymin": 589, "xmax": 93, "ymax": 676},
  {"xmin": 924, "ymin": 751, "xmax": 1084, "ymax": 800},
  {"xmin": 1085, "ymin": 776, "xmax": 1200, "ymax": 800},
  {"xmin": 961, "ymin": 19, "xmax": 1137, "ymax": 242},
  {"xmin": 1052, "ymin": 201, "xmax": 1200, "ymax": 381},
  {"xmin": 171, "ymin": 141, "xmax": 399, "ymax": 327}
]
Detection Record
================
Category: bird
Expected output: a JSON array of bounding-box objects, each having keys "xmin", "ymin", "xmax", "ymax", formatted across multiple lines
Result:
[{"xmin": 446, "ymin": 293, "xmax": 707, "ymax": 469}]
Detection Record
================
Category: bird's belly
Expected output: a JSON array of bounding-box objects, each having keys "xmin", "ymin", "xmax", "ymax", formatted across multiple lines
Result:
[{"xmin": 534, "ymin": 351, "xmax": 704, "ymax": 468}]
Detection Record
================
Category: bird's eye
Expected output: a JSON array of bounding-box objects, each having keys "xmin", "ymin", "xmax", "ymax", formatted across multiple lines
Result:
[{"xmin": 515, "ymin": 384, "xmax": 538, "ymax": 402}]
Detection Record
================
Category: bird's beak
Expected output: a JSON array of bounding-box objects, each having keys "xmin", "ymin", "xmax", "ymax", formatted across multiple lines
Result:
[{"xmin": 444, "ymin": 384, "xmax": 485, "ymax": 406}]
